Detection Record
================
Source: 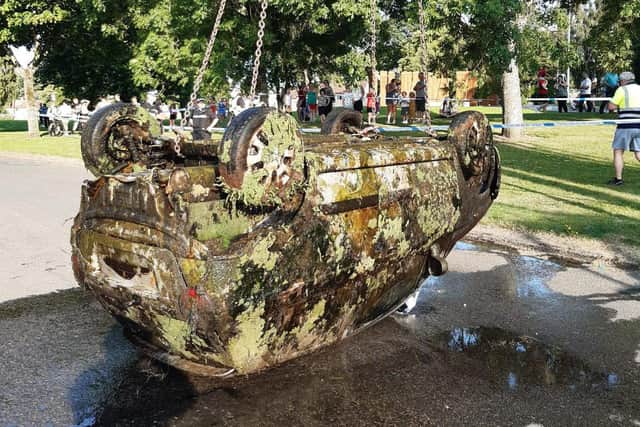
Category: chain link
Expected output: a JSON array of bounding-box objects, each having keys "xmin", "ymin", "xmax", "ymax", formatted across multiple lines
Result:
[
  {"xmin": 417, "ymin": 0, "xmax": 432, "ymax": 128},
  {"xmin": 417, "ymin": 0, "xmax": 428, "ymax": 74},
  {"xmin": 249, "ymin": 0, "xmax": 269, "ymax": 103},
  {"xmin": 181, "ymin": 0, "xmax": 228, "ymax": 128},
  {"xmin": 369, "ymin": 0, "xmax": 377, "ymax": 79}
]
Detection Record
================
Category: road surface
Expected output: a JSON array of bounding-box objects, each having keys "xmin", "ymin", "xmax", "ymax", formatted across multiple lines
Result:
[{"xmin": 0, "ymin": 154, "xmax": 638, "ymax": 426}]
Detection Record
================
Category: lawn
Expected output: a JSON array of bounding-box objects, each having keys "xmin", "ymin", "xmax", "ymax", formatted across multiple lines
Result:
[
  {"xmin": 1, "ymin": 108, "xmax": 638, "ymax": 249},
  {"xmin": 489, "ymin": 125, "xmax": 640, "ymax": 250},
  {"xmin": 0, "ymin": 121, "xmax": 81, "ymax": 158}
]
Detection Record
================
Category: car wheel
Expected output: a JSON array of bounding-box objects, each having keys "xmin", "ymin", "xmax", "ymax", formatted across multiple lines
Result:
[
  {"xmin": 81, "ymin": 103, "xmax": 161, "ymax": 176},
  {"xmin": 448, "ymin": 111, "xmax": 494, "ymax": 180},
  {"xmin": 218, "ymin": 107, "xmax": 305, "ymax": 212},
  {"xmin": 320, "ymin": 109, "xmax": 363, "ymax": 135}
]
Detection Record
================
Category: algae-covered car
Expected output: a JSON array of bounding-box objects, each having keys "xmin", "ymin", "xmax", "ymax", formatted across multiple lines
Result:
[{"xmin": 70, "ymin": 104, "xmax": 500, "ymax": 377}]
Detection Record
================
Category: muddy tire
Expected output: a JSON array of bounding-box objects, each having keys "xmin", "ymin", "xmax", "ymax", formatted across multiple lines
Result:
[
  {"xmin": 490, "ymin": 145, "xmax": 501, "ymax": 200},
  {"xmin": 320, "ymin": 109, "xmax": 363, "ymax": 135},
  {"xmin": 81, "ymin": 103, "xmax": 161, "ymax": 176},
  {"xmin": 448, "ymin": 111, "xmax": 494, "ymax": 180},
  {"xmin": 218, "ymin": 107, "xmax": 305, "ymax": 211}
]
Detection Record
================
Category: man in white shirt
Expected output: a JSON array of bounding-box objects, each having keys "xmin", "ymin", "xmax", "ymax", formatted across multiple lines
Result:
[
  {"xmin": 578, "ymin": 72, "xmax": 594, "ymax": 112},
  {"xmin": 57, "ymin": 99, "xmax": 74, "ymax": 135}
]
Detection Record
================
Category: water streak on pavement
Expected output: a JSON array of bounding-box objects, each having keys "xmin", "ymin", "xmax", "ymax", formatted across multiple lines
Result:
[{"xmin": 1, "ymin": 242, "xmax": 639, "ymax": 426}]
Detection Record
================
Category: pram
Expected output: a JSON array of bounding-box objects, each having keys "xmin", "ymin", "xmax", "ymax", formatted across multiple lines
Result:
[
  {"xmin": 47, "ymin": 113, "xmax": 65, "ymax": 136},
  {"xmin": 439, "ymin": 97, "xmax": 458, "ymax": 118}
]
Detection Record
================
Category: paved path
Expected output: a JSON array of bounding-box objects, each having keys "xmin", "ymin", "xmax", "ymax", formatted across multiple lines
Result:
[
  {"xmin": 0, "ymin": 155, "xmax": 638, "ymax": 426},
  {"xmin": 0, "ymin": 154, "xmax": 90, "ymax": 302}
]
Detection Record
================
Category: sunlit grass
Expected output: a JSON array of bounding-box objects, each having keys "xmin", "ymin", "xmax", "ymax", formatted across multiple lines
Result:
[
  {"xmin": 0, "ymin": 122, "xmax": 81, "ymax": 158},
  {"xmin": 487, "ymin": 123, "xmax": 640, "ymax": 247}
]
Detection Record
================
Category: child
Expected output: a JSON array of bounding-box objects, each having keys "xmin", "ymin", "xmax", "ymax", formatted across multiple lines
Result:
[
  {"xmin": 408, "ymin": 91, "xmax": 417, "ymax": 124},
  {"xmin": 385, "ymin": 78, "xmax": 398, "ymax": 124},
  {"xmin": 169, "ymin": 103, "xmax": 178, "ymax": 130},
  {"xmin": 399, "ymin": 91, "xmax": 410, "ymax": 124},
  {"xmin": 318, "ymin": 88, "xmax": 330, "ymax": 123},
  {"xmin": 307, "ymin": 86, "xmax": 317, "ymax": 122},
  {"xmin": 366, "ymin": 88, "xmax": 377, "ymax": 125}
]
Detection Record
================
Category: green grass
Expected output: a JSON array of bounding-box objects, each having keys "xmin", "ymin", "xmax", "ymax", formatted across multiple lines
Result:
[
  {"xmin": 0, "ymin": 120, "xmax": 29, "ymax": 132},
  {"xmin": 1, "ymin": 108, "xmax": 638, "ymax": 248},
  {"xmin": 488, "ymin": 125, "xmax": 640, "ymax": 249},
  {"xmin": 0, "ymin": 121, "xmax": 81, "ymax": 158}
]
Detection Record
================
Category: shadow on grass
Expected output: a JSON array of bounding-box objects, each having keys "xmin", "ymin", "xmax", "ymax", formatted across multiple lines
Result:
[
  {"xmin": 481, "ymin": 111, "xmax": 615, "ymax": 123},
  {"xmin": 495, "ymin": 142, "xmax": 640, "ymax": 247},
  {"xmin": 0, "ymin": 120, "xmax": 28, "ymax": 132}
]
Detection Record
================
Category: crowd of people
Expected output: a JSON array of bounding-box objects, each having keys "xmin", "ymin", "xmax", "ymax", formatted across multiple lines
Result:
[
  {"xmin": 347, "ymin": 72, "xmax": 430, "ymax": 125},
  {"xmin": 294, "ymin": 80, "xmax": 336, "ymax": 123},
  {"xmin": 37, "ymin": 91, "xmax": 234, "ymax": 136},
  {"xmin": 534, "ymin": 67, "xmax": 622, "ymax": 114}
]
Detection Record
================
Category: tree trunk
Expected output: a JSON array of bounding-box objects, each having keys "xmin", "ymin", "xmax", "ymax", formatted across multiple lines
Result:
[
  {"xmin": 18, "ymin": 67, "xmax": 39, "ymax": 138},
  {"xmin": 502, "ymin": 57, "xmax": 523, "ymax": 139}
]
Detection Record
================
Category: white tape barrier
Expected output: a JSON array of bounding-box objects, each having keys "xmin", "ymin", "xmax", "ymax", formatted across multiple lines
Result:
[
  {"xmin": 527, "ymin": 97, "xmax": 612, "ymax": 102},
  {"xmin": 46, "ymin": 115, "xmax": 640, "ymax": 135},
  {"xmin": 489, "ymin": 118, "xmax": 640, "ymax": 129},
  {"xmin": 164, "ymin": 120, "xmax": 640, "ymax": 135},
  {"xmin": 39, "ymin": 114, "xmax": 90, "ymax": 123}
]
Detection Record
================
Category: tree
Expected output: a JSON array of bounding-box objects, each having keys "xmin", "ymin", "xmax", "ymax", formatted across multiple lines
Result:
[
  {"xmin": 0, "ymin": 54, "xmax": 20, "ymax": 109},
  {"xmin": 0, "ymin": 1, "xmax": 72, "ymax": 136},
  {"xmin": 586, "ymin": 0, "xmax": 640, "ymax": 79},
  {"xmin": 463, "ymin": 0, "xmax": 524, "ymax": 138}
]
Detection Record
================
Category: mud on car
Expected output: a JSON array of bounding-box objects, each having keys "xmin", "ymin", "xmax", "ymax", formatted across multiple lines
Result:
[{"xmin": 71, "ymin": 104, "xmax": 500, "ymax": 376}]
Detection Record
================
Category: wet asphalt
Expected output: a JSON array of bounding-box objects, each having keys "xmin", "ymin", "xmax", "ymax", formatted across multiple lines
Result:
[{"xmin": 1, "ymin": 155, "xmax": 639, "ymax": 426}]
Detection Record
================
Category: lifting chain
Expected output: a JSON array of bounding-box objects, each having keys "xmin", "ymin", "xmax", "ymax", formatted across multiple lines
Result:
[
  {"xmin": 180, "ymin": 0, "xmax": 228, "ymax": 129},
  {"xmin": 417, "ymin": 0, "xmax": 433, "ymax": 129},
  {"xmin": 417, "ymin": 0, "xmax": 428, "ymax": 74},
  {"xmin": 369, "ymin": 0, "xmax": 377, "ymax": 81},
  {"xmin": 249, "ymin": 0, "xmax": 269, "ymax": 103}
]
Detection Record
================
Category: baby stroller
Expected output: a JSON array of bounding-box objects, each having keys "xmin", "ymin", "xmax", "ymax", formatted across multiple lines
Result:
[
  {"xmin": 47, "ymin": 113, "xmax": 65, "ymax": 136},
  {"xmin": 439, "ymin": 97, "xmax": 458, "ymax": 118}
]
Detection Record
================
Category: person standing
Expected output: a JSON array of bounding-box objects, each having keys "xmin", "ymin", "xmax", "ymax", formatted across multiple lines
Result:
[
  {"xmin": 352, "ymin": 83, "xmax": 363, "ymax": 113},
  {"xmin": 39, "ymin": 103, "xmax": 48, "ymax": 129},
  {"xmin": 317, "ymin": 88, "xmax": 330, "ymax": 123},
  {"xmin": 306, "ymin": 85, "xmax": 317, "ymax": 122},
  {"xmin": 169, "ymin": 103, "xmax": 179, "ymax": 130},
  {"xmin": 414, "ymin": 72, "xmax": 427, "ymax": 123},
  {"xmin": 554, "ymin": 74, "xmax": 568, "ymax": 113},
  {"xmin": 408, "ymin": 91, "xmax": 417, "ymax": 124},
  {"xmin": 57, "ymin": 99, "xmax": 73, "ymax": 136},
  {"xmin": 323, "ymin": 80, "xmax": 335, "ymax": 115},
  {"xmin": 578, "ymin": 73, "xmax": 593, "ymax": 112},
  {"xmin": 399, "ymin": 91, "xmax": 410, "ymax": 124},
  {"xmin": 71, "ymin": 98, "xmax": 82, "ymax": 132},
  {"xmin": 297, "ymin": 84, "xmax": 307, "ymax": 122},
  {"xmin": 190, "ymin": 98, "xmax": 217, "ymax": 141},
  {"xmin": 217, "ymin": 99, "xmax": 227, "ymax": 120},
  {"xmin": 385, "ymin": 78, "xmax": 398, "ymax": 124},
  {"xmin": 535, "ymin": 68, "xmax": 549, "ymax": 112},
  {"xmin": 600, "ymin": 72, "xmax": 619, "ymax": 114},
  {"xmin": 366, "ymin": 87, "xmax": 377, "ymax": 125},
  {"xmin": 607, "ymin": 71, "xmax": 640, "ymax": 186},
  {"xmin": 141, "ymin": 90, "xmax": 160, "ymax": 116}
]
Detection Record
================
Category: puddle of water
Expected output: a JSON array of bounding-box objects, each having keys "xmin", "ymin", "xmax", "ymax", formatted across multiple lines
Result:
[
  {"xmin": 513, "ymin": 256, "xmax": 562, "ymax": 299},
  {"xmin": 454, "ymin": 241, "xmax": 478, "ymax": 251},
  {"xmin": 431, "ymin": 327, "xmax": 618, "ymax": 391}
]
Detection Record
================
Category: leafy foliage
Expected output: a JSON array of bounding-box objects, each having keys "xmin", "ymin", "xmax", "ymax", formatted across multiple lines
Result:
[
  {"xmin": 0, "ymin": 0, "xmax": 637, "ymax": 106},
  {"xmin": 0, "ymin": 55, "xmax": 20, "ymax": 108}
]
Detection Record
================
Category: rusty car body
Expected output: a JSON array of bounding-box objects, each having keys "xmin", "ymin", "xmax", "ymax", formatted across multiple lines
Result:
[{"xmin": 70, "ymin": 105, "xmax": 500, "ymax": 376}]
